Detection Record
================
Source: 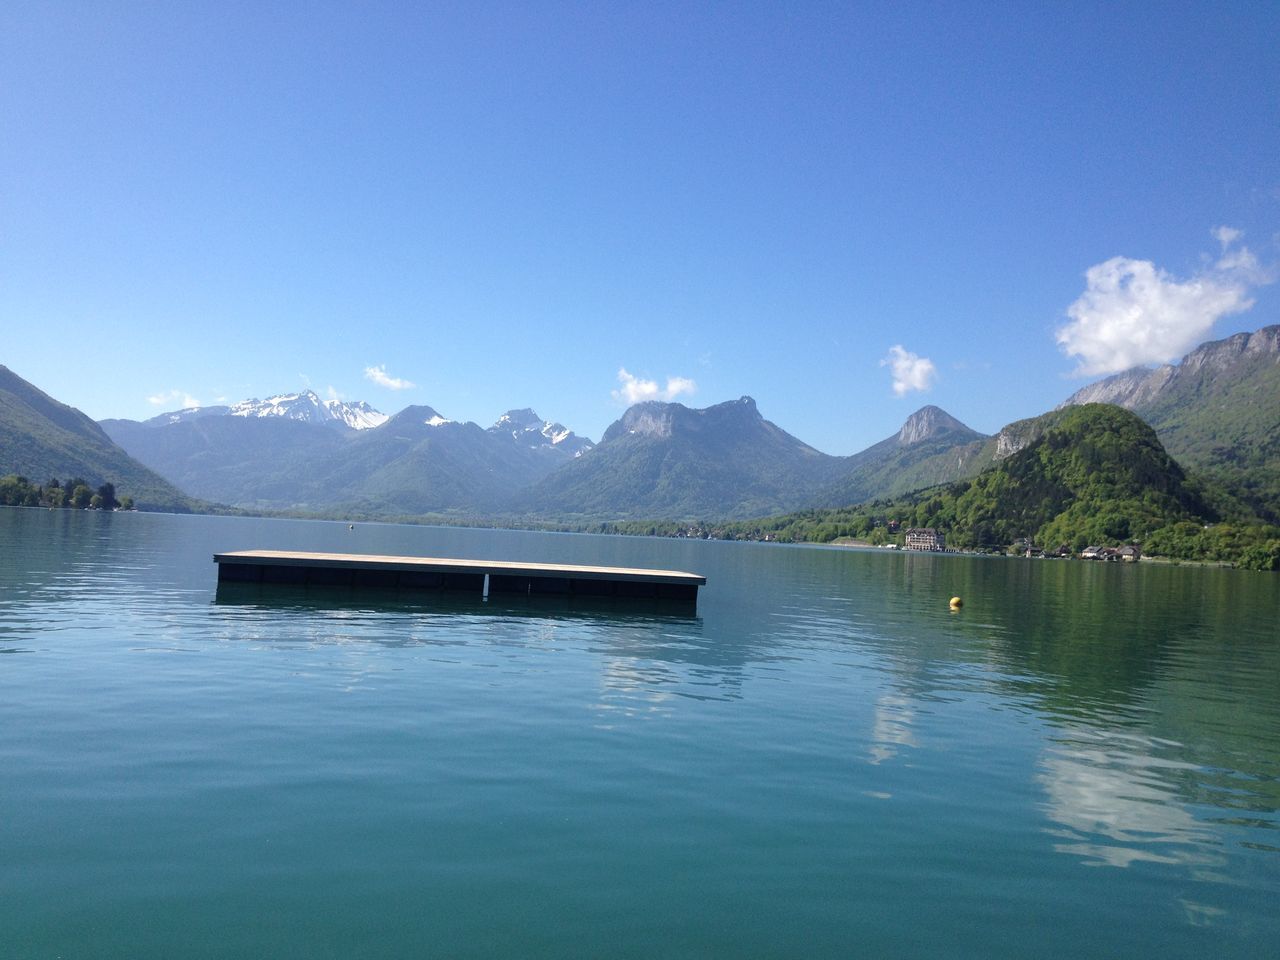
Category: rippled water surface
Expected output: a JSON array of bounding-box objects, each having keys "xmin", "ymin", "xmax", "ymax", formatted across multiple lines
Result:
[{"xmin": 2, "ymin": 508, "xmax": 1278, "ymax": 958}]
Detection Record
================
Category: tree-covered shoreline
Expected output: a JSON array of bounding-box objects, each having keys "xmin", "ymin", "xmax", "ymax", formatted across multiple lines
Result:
[{"xmin": 0, "ymin": 474, "xmax": 132, "ymax": 511}]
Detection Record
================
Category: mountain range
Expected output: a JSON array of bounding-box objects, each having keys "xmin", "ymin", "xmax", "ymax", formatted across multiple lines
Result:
[
  {"xmin": 96, "ymin": 391, "xmax": 999, "ymax": 520},
  {"xmin": 4, "ymin": 323, "xmax": 1278, "ymax": 523},
  {"xmin": 521, "ymin": 397, "xmax": 850, "ymax": 519},
  {"xmin": 100, "ymin": 394, "xmax": 597, "ymax": 515},
  {"xmin": 150, "ymin": 390, "xmax": 391, "ymax": 431}
]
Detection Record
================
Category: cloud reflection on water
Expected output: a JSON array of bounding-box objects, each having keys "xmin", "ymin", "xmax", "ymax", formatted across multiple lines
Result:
[
  {"xmin": 868, "ymin": 691, "xmax": 918, "ymax": 766},
  {"xmin": 1038, "ymin": 726, "xmax": 1220, "ymax": 870}
]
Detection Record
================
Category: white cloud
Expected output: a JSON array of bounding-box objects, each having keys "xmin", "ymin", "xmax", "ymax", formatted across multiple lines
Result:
[
  {"xmin": 325, "ymin": 385, "xmax": 342, "ymax": 402},
  {"xmin": 880, "ymin": 346, "xmax": 937, "ymax": 397},
  {"xmin": 1056, "ymin": 228, "xmax": 1270, "ymax": 377},
  {"xmin": 363, "ymin": 364, "xmax": 415, "ymax": 390},
  {"xmin": 147, "ymin": 389, "xmax": 200, "ymax": 408},
  {"xmin": 612, "ymin": 368, "xmax": 698, "ymax": 405},
  {"xmin": 1212, "ymin": 225, "xmax": 1242, "ymax": 250}
]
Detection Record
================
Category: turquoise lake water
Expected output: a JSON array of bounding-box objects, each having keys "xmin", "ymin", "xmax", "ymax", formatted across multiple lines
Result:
[{"xmin": 2, "ymin": 507, "xmax": 1278, "ymax": 958}]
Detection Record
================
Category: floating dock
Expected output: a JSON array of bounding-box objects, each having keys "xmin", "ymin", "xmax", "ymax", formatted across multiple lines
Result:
[{"xmin": 214, "ymin": 550, "xmax": 706, "ymax": 604}]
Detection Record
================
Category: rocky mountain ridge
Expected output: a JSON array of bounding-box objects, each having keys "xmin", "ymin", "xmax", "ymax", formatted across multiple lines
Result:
[
  {"xmin": 10, "ymin": 322, "xmax": 1278, "ymax": 522},
  {"xmin": 100, "ymin": 397, "xmax": 599, "ymax": 515},
  {"xmin": 1060, "ymin": 325, "xmax": 1280, "ymax": 411},
  {"xmin": 527, "ymin": 396, "xmax": 845, "ymax": 520}
]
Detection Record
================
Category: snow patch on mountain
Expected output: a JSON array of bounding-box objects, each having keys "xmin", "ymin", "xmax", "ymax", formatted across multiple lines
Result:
[
  {"xmin": 146, "ymin": 405, "xmax": 231, "ymax": 426},
  {"xmin": 226, "ymin": 390, "xmax": 387, "ymax": 430},
  {"xmin": 324, "ymin": 398, "xmax": 389, "ymax": 430},
  {"xmin": 489, "ymin": 409, "xmax": 594, "ymax": 457}
]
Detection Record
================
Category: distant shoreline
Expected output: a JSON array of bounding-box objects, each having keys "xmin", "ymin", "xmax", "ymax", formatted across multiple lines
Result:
[{"xmin": 3, "ymin": 503, "xmax": 1265, "ymax": 571}]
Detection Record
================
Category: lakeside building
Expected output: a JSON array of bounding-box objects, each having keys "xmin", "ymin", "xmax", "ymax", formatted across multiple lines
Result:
[
  {"xmin": 904, "ymin": 527, "xmax": 945, "ymax": 552},
  {"xmin": 1081, "ymin": 545, "xmax": 1141, "ymax": 561}
]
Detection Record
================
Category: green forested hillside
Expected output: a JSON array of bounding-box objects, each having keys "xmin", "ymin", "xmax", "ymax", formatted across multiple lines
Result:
[
  {"xmin": 1144, "ymin": 356, "xmax": 1280, "ymax": 521},
  {"xmin": 1, "ymin": 365, "xmax": 195, "ymax": 511},
  {"xmin": 903, "ymin": 404, "xmax": 1212, "ymax": 550},
  {"xmin": 661, "ymin": 404, "xmax": 1279, "ymax": 569}
]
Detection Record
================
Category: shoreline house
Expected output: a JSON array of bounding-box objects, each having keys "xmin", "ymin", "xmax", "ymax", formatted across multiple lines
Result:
[
  {"xmin": 904, "ymin": 527, "xmax": 945, "ymax": 552},
  {"xmin": 1081, "ymin": 545, "xmax": 1141, "ymax": 561}
]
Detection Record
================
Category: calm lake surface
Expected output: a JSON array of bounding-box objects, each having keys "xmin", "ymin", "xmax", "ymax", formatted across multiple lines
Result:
[{"xmin": 2, "ymin": 508, "xmax": 1278, "ymax": 958}]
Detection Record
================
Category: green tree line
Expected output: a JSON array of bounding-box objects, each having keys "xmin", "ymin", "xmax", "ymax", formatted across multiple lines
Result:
[{"xmin": 0, "ymin": 475, "xmax": 133, "ymax": 511}]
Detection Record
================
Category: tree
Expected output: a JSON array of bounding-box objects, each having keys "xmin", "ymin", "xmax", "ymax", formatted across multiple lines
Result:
[
  {"xmin": 70, "ymin": 484, "xmax": 93, "ymax": 509},
  {"xmin": 96, "ymin": 482, "xmax": 118, "ymax": 511}
]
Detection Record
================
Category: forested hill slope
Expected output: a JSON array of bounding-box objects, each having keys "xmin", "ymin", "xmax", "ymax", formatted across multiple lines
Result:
[
  {"xmin": 1061, "ymin": 324, "xmax": 1280, "ymax": 519},
  {"xmin": 920, "ymin": 404, "xmax": 1212, "ymax": 550},
  {"xmin": 1, "ymin": 365, "xmax": 194, "ymax": 511},
  {"xmin": 699, "ymin": 404, "xmax": 1279, "ymax": 569}
]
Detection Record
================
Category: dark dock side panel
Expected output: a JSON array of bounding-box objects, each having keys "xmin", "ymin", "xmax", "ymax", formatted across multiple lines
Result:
[{"xmin": 214, "ymin": 550, "xmax": 705, "ymax": 606}]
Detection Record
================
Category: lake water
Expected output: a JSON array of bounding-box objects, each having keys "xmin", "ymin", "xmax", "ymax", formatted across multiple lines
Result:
[{"xmin": 2, "ymin": 508, "xmax": 1278, "ymax": 958}]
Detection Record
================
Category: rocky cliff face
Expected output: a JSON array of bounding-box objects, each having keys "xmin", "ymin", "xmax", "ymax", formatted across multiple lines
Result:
[
  {"xmin": 994, "ymin": 428, "xmax": 1030, "ymax": 460},
  {"xmin": 1060, "ymin": 366, "xmax": 1175, "ymax": 409},
  {"xmin": 602, "ymin": 396, "xmax": 762, "ymax": 444},
  {"xmin": 1180, "ymin": 325, "xmax": 1280, "ymax": 373},
  {"xmin": 1060, "ymin": 325, "xmax": 1280, "ymax": 412},
  {"xmin": 896, "ymin": 405, "xmax": 971, "ymax": 445},
  {"xmin": 605, "ymin": 404, "xmax": 675, "ymax": 440}
]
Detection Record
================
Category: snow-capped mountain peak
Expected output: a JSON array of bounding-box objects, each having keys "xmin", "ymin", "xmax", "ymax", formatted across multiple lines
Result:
[
  {"xmin": 324, "ymin": 398, "xmax": 389, "ymax": 430},
  {"xmin": 489, "ymin": 409, "xmax": 595, "ymax": 457},
  {"xmin": 226, "ymin": 390, "xmax": 387, "ymax": 430}
]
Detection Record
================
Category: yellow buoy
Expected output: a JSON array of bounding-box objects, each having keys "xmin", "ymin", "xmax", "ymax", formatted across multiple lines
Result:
[{"xmin": 949, "ymin": 596, "xmax": 963, "ymax": 609}]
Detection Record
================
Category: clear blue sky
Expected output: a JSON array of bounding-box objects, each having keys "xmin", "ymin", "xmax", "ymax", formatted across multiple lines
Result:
[{"xmin": 3, "ymin": 1, "xmax": 1277, "ymax": 454}]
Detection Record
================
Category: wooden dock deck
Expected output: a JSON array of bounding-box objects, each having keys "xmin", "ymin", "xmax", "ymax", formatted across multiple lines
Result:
[{"xmin": 214, "ymin": 550, "xmax": 706, "ymax": 604}]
